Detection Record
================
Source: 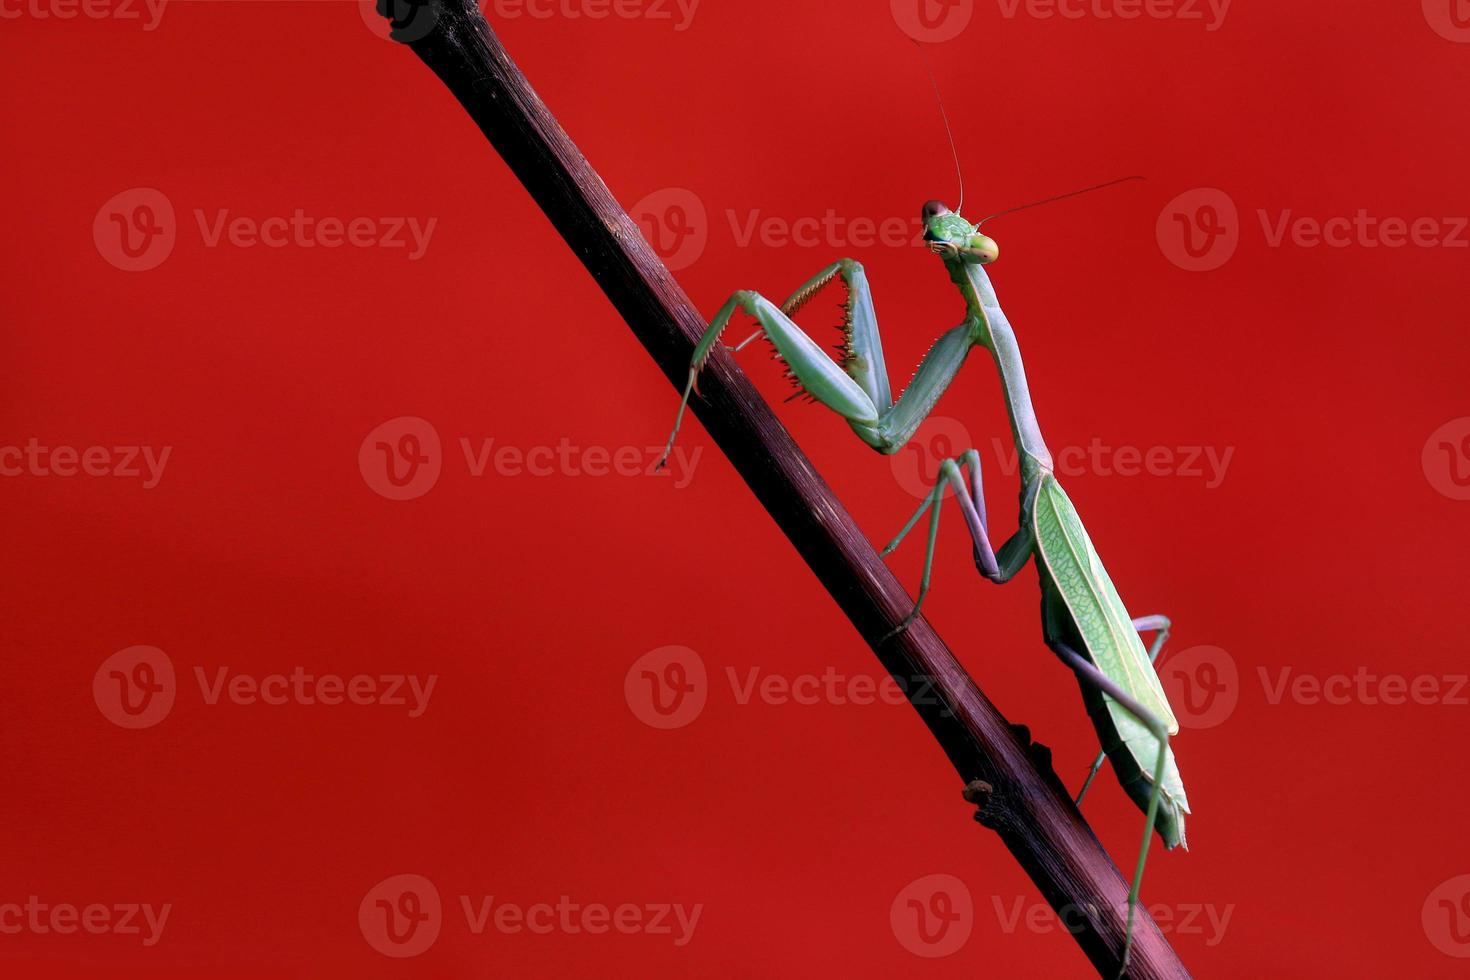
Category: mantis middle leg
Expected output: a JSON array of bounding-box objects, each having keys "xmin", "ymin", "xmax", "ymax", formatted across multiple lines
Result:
[{"xmin": 878, "ymin": 450, "xmax": 1035, "ymax": 638}]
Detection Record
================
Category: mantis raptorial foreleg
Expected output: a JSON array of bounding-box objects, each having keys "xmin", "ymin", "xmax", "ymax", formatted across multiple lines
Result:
[
  {"xmin": 1077, "ymin": 616, "xmax": 1171, "ymax": 805},
  {"xmin": 657, "ymin": 258, "xmax": 980, "ymax": 468}
]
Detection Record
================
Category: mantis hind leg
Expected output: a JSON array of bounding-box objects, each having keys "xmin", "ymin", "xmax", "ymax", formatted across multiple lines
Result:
[
  {"xmin": 877, "ymin": 451, "xmax": 1034, "ymax": 641},
  {"xmin": 1050, "ymin": 641, "xmax": 1172, "ymax": 980},
  {"xmin": 1077, "ymin": 615, "xmax": 1172, "ymax": 804}
]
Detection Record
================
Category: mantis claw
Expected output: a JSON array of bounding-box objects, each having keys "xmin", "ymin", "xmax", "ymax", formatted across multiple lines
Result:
[{"xmin": 877, "ymin": 612, "xmax": 918, "ymax": 646}]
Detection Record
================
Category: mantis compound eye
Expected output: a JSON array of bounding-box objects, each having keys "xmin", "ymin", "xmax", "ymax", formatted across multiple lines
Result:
[
  {"xmin": 921, "ymin": 200, "xmax": 952, "ymax": 221},
  {"xmin": 969, "ymin": 233, "xmax": 999, "ymax": 264}
]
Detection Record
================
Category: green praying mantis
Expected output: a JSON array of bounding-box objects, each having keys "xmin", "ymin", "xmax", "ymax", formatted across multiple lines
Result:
[{"xmin": 654, "ymin": 192, "xmax": 1189, "ymax": 973}]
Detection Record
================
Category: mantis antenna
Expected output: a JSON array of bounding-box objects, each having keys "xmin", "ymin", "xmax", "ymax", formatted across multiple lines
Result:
[
  {"xmin": 909, "ymin": 41, "xmax": 1141, "ymax": 225},
  {"xmin": 911, "ymin": 40, "xmax": 965, "ymax": 216},
  {"xmin": 978, "ymin": 175, "xmax": 1146, "ymax": 225}
]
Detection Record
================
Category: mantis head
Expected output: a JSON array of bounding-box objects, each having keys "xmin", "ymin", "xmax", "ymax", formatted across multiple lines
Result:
[{"xmin": 922, "ymin": 201, "xmax": 999, "ymax": 264}]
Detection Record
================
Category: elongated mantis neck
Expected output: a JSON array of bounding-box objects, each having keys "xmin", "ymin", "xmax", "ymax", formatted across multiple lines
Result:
[{"xmin": 952, "ymin": 259, "xmax": 1054, "ymax": 483}]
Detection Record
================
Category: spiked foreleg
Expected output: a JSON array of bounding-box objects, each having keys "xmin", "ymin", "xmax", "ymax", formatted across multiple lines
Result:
[
  {"xmin": 658, "ymin": 264, "xmax": 984, "ymax": 461},
  {"xmin": 658, "ymin": 289, "xmax": 882, "ymax": 468}
]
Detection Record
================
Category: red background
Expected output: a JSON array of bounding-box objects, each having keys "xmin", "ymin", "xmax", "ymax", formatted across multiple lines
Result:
[{"xmin": 4, "ymin": 0, "xmax": 1470, "ymax": 976}]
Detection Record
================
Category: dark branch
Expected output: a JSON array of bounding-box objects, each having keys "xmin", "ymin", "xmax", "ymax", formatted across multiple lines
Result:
[{"xmin": 381, "ymin": 3, "xmax": 1191, "ymax": 976}]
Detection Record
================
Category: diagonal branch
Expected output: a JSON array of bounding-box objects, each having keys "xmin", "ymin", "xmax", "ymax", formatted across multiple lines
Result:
[{"xmin": 379, "ymin": 3, "xmax": 1191, "ymax": 976}]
